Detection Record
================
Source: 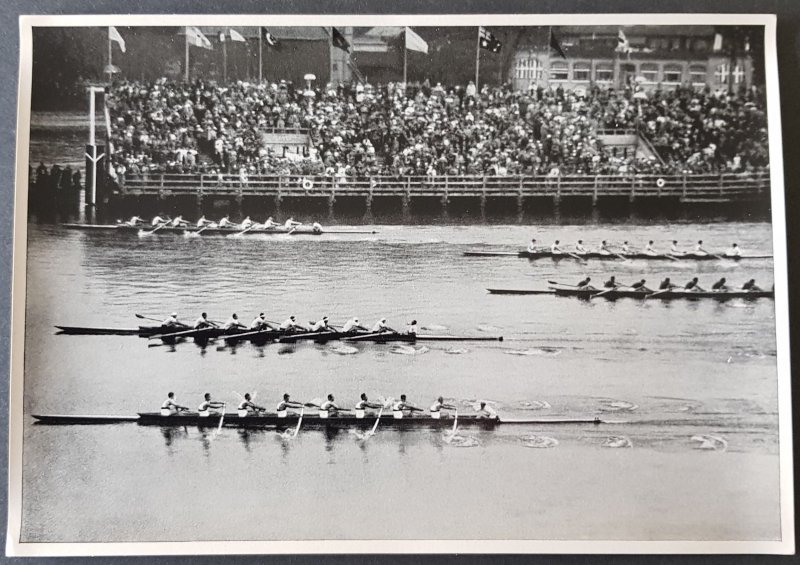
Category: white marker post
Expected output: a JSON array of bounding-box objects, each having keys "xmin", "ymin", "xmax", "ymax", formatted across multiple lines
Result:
[{"xmin": 86, "ymin": 86, "xmax": 106, "ymax": 209}]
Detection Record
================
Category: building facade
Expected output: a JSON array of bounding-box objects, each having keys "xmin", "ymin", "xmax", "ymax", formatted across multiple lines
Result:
[{"xmin": 511, "ymin": 26, "xmax": 754, "ymax": 93}]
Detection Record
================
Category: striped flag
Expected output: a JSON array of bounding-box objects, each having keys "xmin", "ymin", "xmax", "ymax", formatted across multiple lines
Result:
[
  {"xmin": 108, "ymin": 26, "xmax": 126, "ymax": 53},
  {"xmin": 186, "ymin": 26, "xmax": 213, "ymax": 49},
  {"xmin": 405, "ymin": 27, "xmax": 428, "ymax": 54}
]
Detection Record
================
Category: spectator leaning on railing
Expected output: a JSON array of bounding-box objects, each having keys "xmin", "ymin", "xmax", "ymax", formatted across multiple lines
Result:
[{"xmin": 105, "ymin": 77, "xmax": 769, "ymax": 182}]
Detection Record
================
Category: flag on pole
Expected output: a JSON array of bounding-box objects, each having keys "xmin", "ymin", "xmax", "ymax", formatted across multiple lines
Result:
[
  {"xmin": 218, "ymin": 31, "xmax": 226, "ymax": 43},
  {"xmin": 229, "ymin": 29, "xmax": 246, "ymax": 42},
  {"xmin": 405, "ymin": 27, "xmax": 428, "ymax": 54},
  {"xmin": 478, "ymin": 27, "xmax": 502, "ymax": 53},
  {"xmin": 616, "ymin": 29, "xmax": 631, "ymax": 54},
  {"xmin": 712, "ymin": 32, "xmax": 723, "ymax": 52},
  {"xmin": 331, "ymin": 27, "xmax": 350, "ymax": 53},
  {"xmin": 186, "ymin": 26, "xmax": 213, "ymax": 49},
  {"xmin": 261, "ymin": 28, "xmax": 280, "ymax": 49},
  {"xmin": 108, "ymin": 26, "xmax": 126, "ymax": 53},
  {"xmin": 549, "ymin": 29, "xmax": 567, "ymax": 59}
]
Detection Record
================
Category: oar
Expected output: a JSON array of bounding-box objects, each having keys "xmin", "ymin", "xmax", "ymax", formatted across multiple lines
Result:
[
  {"xmin": 565, "ymin": 251, "xmax": 586, "ymax": 262},
  {"xmin": 222, "ymin": 328, "xmax": 274, "ymax": 342},
  {"xmin": 344, "ymin": 331, "xmax": 396, "ymax": 342},
  {"xmin": 364, "ymin": 406, "xmax": 384, "ymax": 440},
  {"xmin": 664, "ymin": 253, "xmax": 681, "ymax": 262},
  {"xmin": 135, "ymin": 313, "xmax": 165, "ymax": 322},
  {"xmin": 645, "ymin": 288, "xmax": 674, "ymax": 300},
  {"xmin": 141, "ymin": 222, "xmax": 168, "ymax": 236},
  {"xmin": 547, "ymin": 280, "xmax": 578, "ymax": 287},
  {"xmin": 590, "ymin": 285, "xmax": 627, "ymax": 300},
  {"xmin": 292, "ymin": 408, "xmax": 304, "ymax": 437},
  {"xmin": 232, "ymin": 225, "xmax": 256, "ymax": 237},
  {"xmin": 216, "ymin": 405, "xmax": 226, "ymax": 433}
]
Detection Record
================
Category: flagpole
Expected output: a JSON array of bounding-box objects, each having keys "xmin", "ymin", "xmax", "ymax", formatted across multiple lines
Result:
[
  {"xmin": 258, "ymin": 30, "xmax": 263, "ymax": 82},
  {"xmin": 185, "ymin": 28, "xmax": 190, "ymax": 82},
  {"xmin": 223, "ymin": 30, "xmax": 228, "ymax": 83},
  {"xmin": 475, "ymin": 27, "xmax": 480, "ymax": 90},
  {"xmin": 403, "ymin": 28, "xmax": 408, "ymax": 85},
  {"xmin": 107, "ymin": 28, "xmax": 113, "ymax": 83}
]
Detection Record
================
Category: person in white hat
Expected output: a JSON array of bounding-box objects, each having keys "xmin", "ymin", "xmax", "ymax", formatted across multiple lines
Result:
[
  {"xmin": 310, "ymin": 316, "xmax": 331, "ymax": 332},
  {"xmin": 162, "ymin": 312, "xmax": 181, "ymax": 328},
  {"xmin": 279, "ymin": 315, "xmax": 305, "ymax": 332},
  {"xmin": 371, "ymin": 317, "xmax": 395, "ymax": 333},
  {"xmin": 342, "ymin": 317, "xmax": 368, "ymax": 333}
]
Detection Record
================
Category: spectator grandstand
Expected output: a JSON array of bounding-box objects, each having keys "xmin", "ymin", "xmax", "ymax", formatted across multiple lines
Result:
[{"xmin": 106, "ymin": 78, "xmax": 769, "ymax": 183}]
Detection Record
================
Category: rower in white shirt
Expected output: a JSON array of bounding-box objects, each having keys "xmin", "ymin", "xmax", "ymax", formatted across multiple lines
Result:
[
  {"xmin": 406, "ymin": 319, "xmax": 418, "ymax": 335},
  {"xmin": 218, "ymin": 216, "xmax": 233, "ymax": 228},
  {"xmin": 198, "ymin": 393, "xmax": 225, "ymax": 417},
  {"xmin": 550, "ymin": 240, "xmax": 564, "ymax": 255},
  {"xmin": 237, "ymin": 393, "xmax": 266, "ymax": 417},
  {"xmin": 222, "ymin": 313, "xmax": 246, "ymax": 331},
  {"xmin": 161, "ymin": 392, "xmax": 190, "ymax": 416},
  {"xmin": 621, "ymin": 241, "xmax": 631, "ymax": 254},
  {"xmin": 263, "ymin": 216, "xmax": 280, "ymax": 228},
  {"xmin": 162, "ymin": 312, "xmax": 182, "ymax": 328},
  {"xmin": 310, "ymin": 316, "xmax": 332, "ymax": 332},
  {"xmin": 196, "ymin": 215, "xmax": 211, "ymax": 228},
  {"xmin": 575, "ymin": 240, "xmax": 588, "ymax": 255},
  {"xmin": 670, "ymin": 240, "xmax": 684, "ymax": 256},
  {"xmin": 596, "ymin": 240, "xmax": 612, "ymax": 255},
  {"xmin": 171, "ymin": 215, "xmax": 189, "ymax": 227},
  {"xmin": 151, "ymin": 215, "xmax": 169, "ymax": 227},
  {"xmin": 725, "ymin": 243, "xmax": 742, "ymax": 257},
  {"xmin": 193, "ymin": 312, "xmax": 216, "ymax": 329},
  {"xmin": 430, "ymin": 396, "xmax": 458, "ymax": 419},
  {"xmin": 371, "ymin": 318, "xmax": 395, "ymax": 333},
  {"xmin": 644, "ymin": 240, "xmax": 657, "ymax": 255},
  {"xmin": 279, "ymin": 315, "xmax": 305, "ymax": 332},
  {"xmin": 124, "ymin": 215, "xmax": 144, "ymax": 226},
  {"xmin": 240, "ymin": 216, "xmax": 254, "ymax": 229},
  {"xmin": 276, "ymin": 394, "xmax": 304, "ymax": 417},
  {"xmin": 693, "ymin": 240, "xmax": 709, "ymax": 256},
  {"xmin": 249, "ymin": 313, "xmax": 277, "ymax": 331},
  {"xmin": 284, "ymin": 217, "xmax": 302, "ymax": 228},
  {"xmin": 319, "ymin": 394, "xmax": 343, "ymax": 417},
  {"xmin": 392, "ymin": 394, "xmax": 424, "ymax": 418},
  {"xmin": 355, "ymin": 393, "xmax": 383, "ymax": 418},
  {"xmin": 526, "ymin": 238, "xmax": 539, "ymax": 253},
  {"xmin": 342, "ymin": 317, "xmax": 368, "ymax": 333}
]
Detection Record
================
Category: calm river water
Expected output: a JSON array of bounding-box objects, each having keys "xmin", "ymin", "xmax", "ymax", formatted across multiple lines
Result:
[{"xmin": 19, "ymin": 221, "xmax": 782, "ymax": 542}]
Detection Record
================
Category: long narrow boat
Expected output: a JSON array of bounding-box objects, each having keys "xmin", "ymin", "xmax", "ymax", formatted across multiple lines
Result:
[
  {"xmin": 486, "ymin": 287, "xmax": 774, "ymax": 300},
  {"xmin": 61, "ymin": 223, "xmax": 377, "ymax": 236},
  {"xmin": 33, "ymin": 413, "xmax": 612, "ymax": 428},
  {"xmin": 464, "ymin": 250, "xmax": 772, "ymax": 261}
]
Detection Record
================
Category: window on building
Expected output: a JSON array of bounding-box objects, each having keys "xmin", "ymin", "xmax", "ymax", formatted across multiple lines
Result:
[
  {"xmin": 595, "ymin": 64, "xmax": 614, "ymax": 82},
  {"xmin": 732, "ymin": 64, "xmax": 745, "ymax": 84},
  {"xmin": 573, "ymin": 62, "xmax": 591, "ymax": 81},
  {"xmin": 514, "ymin": 57, "xmax": 543, "ymax": 80},
  {"xmin": 671, "ymin": 37, "xmax": 682, "ymax": 51},
  {"xmin": 693, "ymin": 39, "xmax": 709, "ymax": 52},
  {"xmin": 689, "ymin": 65, "xmax": 707, "ymax": 85},
  {"xmin": 715, "ymin": 63, "xmax": 729, "ymax": 84},
  {"xmin": 640, "ymin": 63, "xmax": 658, "ymax": 83},
  {"xmin": 663, "ymin": 65, "xmax": 683, "ymax": 83},
  {"xmin": 550, "ymin": 61, "xmax": 569, "ymax": 81}
]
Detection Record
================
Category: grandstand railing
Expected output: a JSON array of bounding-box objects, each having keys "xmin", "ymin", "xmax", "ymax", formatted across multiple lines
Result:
[{"xmin": 117, "ymin": 171, "xmax": 771, "ymax": 201}]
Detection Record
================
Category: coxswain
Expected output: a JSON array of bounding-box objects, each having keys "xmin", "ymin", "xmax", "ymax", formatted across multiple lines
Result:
[
  {"xmin": 161, "ymin": 392, "xmax": 190, "ymax": 416},
  {"xmin": 575, "ymin": 240, "xmax": 588, "ymax": 255},
  {"xmin": 240, "ymin": 216, "xmax": 254, "ymax": 229},
  {"xmin": 284, "ymin": 217, "xmax": 302, "ymax": 228},
  {"xmin": 279, "ymin": 315, "xmax": 305, "ymax": 332},
  {"xmin": 406, "ymin": 319, "xmax": 418, "ymax": 335},
  {"xmin": 597, "ymin": 240, "xmax": 612, "ymax": 255},
  {"xmin": 342, "ymin": 317, "xmax": 368, "ymax": 333},
  {"xmin": 238, "ymin": 393, "xmax": 266, "ymax": 417},
  {"xmin": 725, "ymin": 243, "xmax": 742, "ymax": 257},
  {"xmin": 392, "ymin": 394, "xmax": 423, "ymax": 416},
  {"xmin": 659, "ymin": 277, "xmax": 678, "ymax": 290},
  {"xmin": 151, "ymin": 214, "xmax": 169, "ymax": 227},
  {"xmin": 171, "ymin": 215, "xmax": 189, "ymax": 227},
  {"xmin": 603, "ymin": 275, "xmax": 619, "ymax": 289},
  {"xmin": 319, "ymin": 394, "xmax": 342, "ymax": 417},
  {"xmin": 371, "ymin": 318, "xmax": 395, "ymax": 333},
  {"xmin": 162, "ymin": 312, "xmax": 182, "ymax": 328},
  {"xmin": 670, "ymin": 240, "xmax": 684, "ymax": 256},
  {"xmin": 355, "ymin": 393, "xmax": 383, "ymax": 418},
  {"xmin": 276, "ymin": 393, "xmax": 304, "ymax": 417},
  {"xmin": 694, "ymin": 240, "xmax": 708, "ymax": 256},
  {"xmin": 198, "ymin": 393, "xmax": 225, "ymax": 417},
  {"xmin": 576, "ymin": 277, "xmax": 595, "ymax": 290},
  {"xmin": 124, "ymin": 215, "xmax": 144, "ymax": 226},
  {"xmin": 218, "ymin": 215, "xmax": 233, "ymax": 228},
  {"xmin": 621, "ymin": 241, "xmax": 631, "ymax": 255},
  {"xmin": 644, "ymin": 240, "xmax": 657, "ymax": 256},
  {"xmin": 310, "ymin": 316, "xmax": 332, "ymax": 332},
  {"xmin": 629, "ymin": 279, "xmax": 651, "ymax": 292},
  {"xmin": 684, "ymin": 277, "xmax": 705, "ymax": 292},
  {"xmin": 223, "ymin": 313, "xmax": 246, "ymax": 332},
  {"xmin": 194, "ymin": 312, "xmax": 216, "ymax": 329},
  {"xmin": 551, "ymin": 240, "xmax": 564, "ymax": 255},
  {"xmin": 742, "ymin": 279, "xmax": 763, "ymax": 292},
  {"xmin": 711, "ymin": 277, "xmax": 729, "ymax": 291},
  {"xmin": 264, "ymin": 216, "xmax": 280, "ymax": 228},
  {"xmin": 475, "ymin": 401, "xmax": 498, "ymax": 419},
  {"xmin": 526, "ymin": 239, "xmax": 539, "ymax": 253},
  {"xmin": 430, "ymin": 396, "xmax": 457, "ymax": 416}
]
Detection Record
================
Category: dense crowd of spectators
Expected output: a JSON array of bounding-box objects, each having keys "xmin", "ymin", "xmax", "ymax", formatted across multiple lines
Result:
[{"xmin": 105, "ymin": 77, "xmax": 769, "ymax": 181}]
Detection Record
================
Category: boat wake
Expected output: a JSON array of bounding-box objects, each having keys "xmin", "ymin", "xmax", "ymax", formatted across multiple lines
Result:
[
  {"xmin": 504, "ymin": 347, "xmax": 562, "ymax": 357},
  {"xmin": 597, "ymin": 399, "xmax": 638, "ymax": 412},
  {"xmin": 443, "ymin": 432, "xmax": 480, "ymax": 447},
  {"xmin": 444, "ymin": 348, "xmax": 469, "ymax": 355},
  {"xmin": 328, "ymin": 344, "xmax": 358, "ymax": 355},
  {"xmin": 603, "ymin": 436, "xmax": 633, "ymax": 448},
  {"xmin": 421, "ymin": 324, "xmax": 448, "ymax": 331},
  {"xmin": 518, "ymin": 400, "xmax": 552, "ymax": 410},
  {"xmin": 691, "ymin": 434, "xmax": 728, "ymax": 451},
  {"xmin": 390, "ymin": 345, "xmax": 429, "ymax": 355},
  {"xmin": 521, "ymin": 435, "xmax": 559, "ymax": 448},
  {"xmin": 476, "ymin": 325, "xmax": 502, "ymax": 333}
]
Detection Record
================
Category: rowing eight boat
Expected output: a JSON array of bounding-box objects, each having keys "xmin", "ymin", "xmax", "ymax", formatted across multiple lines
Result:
[
  {"xmin": 61, "ymin": 223, "xmax": 377, "ymax": 236},
  {"xmin": 486, "ymin": 287, "xmax": 774, "ymax": 300},
  {"xmin": 464, "ymin": 250, "xmax": 772, "ymax": 261},
  {"xmin": 32, "ymin": 413, "xmax": 612, "ymax": 428}
]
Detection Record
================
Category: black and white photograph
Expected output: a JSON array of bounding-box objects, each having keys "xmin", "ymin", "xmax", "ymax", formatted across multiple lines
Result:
[{"xmin": 7, "ymin": 13, "xmax": 793, "ymax": 555}]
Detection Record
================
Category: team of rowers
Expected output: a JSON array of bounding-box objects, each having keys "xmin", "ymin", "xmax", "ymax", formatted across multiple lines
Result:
[
  {"xmin": 528, "ymin": 238, "xmax": 744, "ymax": 257},
  {"xmin": 160, "ymin": 312, "xmax": 418, "ymax": 335},
  {"xmin": 162, "ymin": 392, "xmax": 497, "ymax": 419},
  {"xmin": 571, "ymin": 275, "xmax": 767, "ymax": 293},
  {"xmin": 123, "ymin": 215, "xmax": 322, "ymax": 232}
]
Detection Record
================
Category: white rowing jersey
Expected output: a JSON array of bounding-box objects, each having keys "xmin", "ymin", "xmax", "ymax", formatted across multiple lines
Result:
[
  {"xmin": 241, "ymin": 217, "xmax": 253, "ymax": 229},
  {"xmin": 196, "ymin": 217, "xmax": 208, "ymax": 227},
  {"xmin": 372, "ymin": 320, "xmax": 389, "ymax": 332},
  {"xmin": 670, "ymin": 243, "xmax": 680, "ymax": 253},
  {"xmin": 151, "ymin": 216, "xmax": 166, "ymax": 226},
  {"xmin": 695, "ymin": 243, "xmax": 706, "ymax": 253},
  {"xmin": 355, "ymin": 399, "xmax": 368, "ymax": 410},
  {"xmin": 279, "ymin": 318, "xmax": 299, "ymax": 330},
  {"xmin": 527, "ymin": 242, "xmax": 537, "ymax": 253},
  {"xmin": 310, "ymin": 319, "xmax": 328, "ymax": 331},
  {"xmin": 198, "ymin": 400, "xmax": 211, "ymax": 412},
  {"xmin": 342, "ymin": 319, "xmax": 361, "ymax": 332},
  {"xmin": 163, "ymin": 314, "xmax": 179, "ymax": 326},
  {"xmin": 726, "ymin": 246, "xmax": 741, "ymax": 257},
  {"xmin": 126, "ymin": 216, "xmax": 143, "ymax": 226},
  {"xmin": 551, "ymin": 243, "xmax": 561, "ymax": 253},
  {"xmin": 621, "ymin": 243, "xmax": 630, "ymax": 254},
  {"xmin": 645, "ymin": 243, "xmax": 656, "ymax": 254},
  {"xmin": 320, "ymin": 400, "xmax": 338, "ymax": 411},
  {"xmin": 250, "ymin": 316, "xmax": 265, "ymax": 329},
  {"xmin": 407, "ymin": 322, "xmax": 418, "ymax": 335},
  {"xmin": 430, "ymin": 400, "xmax": 444, "ymax": 412},
  {"xmin": 194, "ymin": 316, "xmax": 210, "ymax": 328},
  {"xmin": 171, "ymin": 216, "xmax": 184, "ymax": 227},
  {"xmin": 284, "ymin": 219, "xmax": 300, "ymax": 228},
  {"xmin": 575, "ymin": 243, "xmax": 587, "ymax": 253},
  {"xmin": 218, "ymin": 217, "xmax": 232, "ymax": 227},
  {"xmin": 223, "ymin": 317, "xmax": 240, "ymax": 330},
  {"xmin": 264, "ymin": 219, "xmax": 279, "ymax": 227},
  {"xmin": 162, "ymin": 398, "xmax": 178, "ymax": 410}
]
